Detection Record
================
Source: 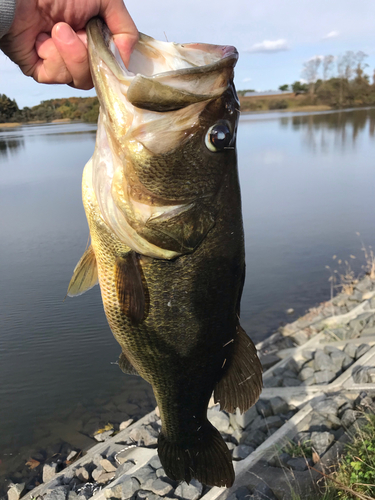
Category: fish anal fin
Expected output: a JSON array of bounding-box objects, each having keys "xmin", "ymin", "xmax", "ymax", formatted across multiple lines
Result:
[
  {"xmin": 67, "ymin": 245, "xmax": 98, "ymax": 297},
  {"xmin": 118, "ymin": 352, "xmax": 139, "ymax": 376},
  {"xmin": 158, "ymin": 421, "xmax": 234, "ymax": 487},
  {"xmin": 115, "ymin": 252, "xmax": 146, "ymax": 324},
  {"xmin": 214, "ymin": 325, "xmax": 263, "ymax": 414}
]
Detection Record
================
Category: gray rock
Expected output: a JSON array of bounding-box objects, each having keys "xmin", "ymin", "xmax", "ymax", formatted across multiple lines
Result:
[
  {"xmin": 148, "ymin": 456, "xmax": 162, "ymax": 470},
  {"xmin": 299, "ymin": 367, "xmax": 314, "ymax": 381},
  {"xmin": 311, "ymin": 432, "xmax": 335, "ymax": 456},
  {"xmin": 44, "ymin": 487, "xmax": 68, "ymax": 500},
  {"xmin": 333, "ymin": 395, "xmax": 353, "ymax": 409},
  {"xmin": 145, "ymin": 479, "xmax": 173, "ymax": 496},
  {"xmin": 361, "ymin": 326, "xmax": 375, "ymax": 336},
  {"xmin": 248, "ymin": 415, "xmax": 263, "ymax": 431},
  {"xmin": 129, "ymin": 427, "xmax": 158, "ymax": 447},
  {"xmin": 241, "ymin": 429, "xmax": 267, "ymax": 447},
  {"xmin": 282, "ymin": 377, "xmax": 302, "ymax": 387},
  {"xmin": 75, "ymin": 467, "xmax": 90, "ymax": 482},
  {"xmin": 235, "ymin": 405, "xmax": 258, "ymax": 429},
  {"xmin": 231, "ymin": 429, "xmax": 242, "ymax": 444},
  {"xmin": 301, "ymin": 349, "xmax": 315, "ymax": 361},
  {"xmin": 136, "ymin": 490, "xmax": 161, "ymax": 500},
  {"xmin": 292, "ymin": 330, "xmax": 309, "ymax": 345},
  {"xmin": 227, "ymin": 442, "xmax": 236, "ymax": 451},
  {"xmin": 94, "ymin": 429, "xmax": 114, "ymax": 442},
  {"xmin": 256, "ymin": 400, "xmax": 273, "ymax": 418},
  {"xmin": 43, "ymin": 462, "xmax": 59, "ymax": 483},
  {"xmin": 96, "ymin": 472, "xmax": 116, "ymax": 484},
  {"xmin": 293, "ymin": 432, "xmax": 311, "ymax": 446},
  {"xmin": 251, "ymin": 483, "xmax": 278, "ymax": 500},
  {"xmin": 281, "ymin": 369, "xmax": 299, "ymax": 379},
  {"xmin": 313, "ymin": 399, "xmax": 339, "ymax": 416},
  {"xmin": 327, "ymin": 414, "xmax": 342, "ymax": 429},
  {"xmin": 269, "ymin": 397, "xmax": 289, "ymax": 415},
  {"xmin": 314, "ymin": 370, "xmax": 336, "ymax": 384},
  {"xmin": 309, "ymin": 413, "xmax": 333, "ymax": 432},
  {"xmin": 348, "ymin": 290, "xmax": 363, "ymax": 302},
  {"xmin": 252, "ymin": 416, "xmax": 284, "ymax": 433},
  {"xmin": 344, "ymin": 343, "xmax": 358, "ymax": 359},
  {"xmin": 67, "ymin": 492, "xmax": 78, "ymax": 500},
  {"xmin": 330, "ymin": 350, "xmax": 346, "ymax": 370},
  {"xmin": 114, "ymin": 460, "xmax": 136, "ymax": 479},
  {"xmin": 285, "ymin": 358, "xmax": 301, "ymax": 373},
  {"xmin": 121, "ymin": 478, "xmax": 140, "ymax": 499},
  {"xmin": 174, "ymin": 480, "xmax": 203, "ymax": 500},
  {"xmin": 355, "ymin": 276, "xmax": 372, "ymax": 292},
  {"xmin": 132, "ymin": 466, "xmax": 156, "ymax": 487},
  {"xmin": 342, "ymin": 353, "xmax": 354, "ymax": 371},
  {"xmin": 301, "ymin": 375, "xmax": 316, "ymax": 386},
  {"xmin": 92, "ymin": 453, "xmax": 103, "ymax": 467},
  {"xmin": 263, "ymin": 376, "xmax": 283, "ymax": 388},
  {"xmin": 100, "ymin": 458, "xmax": 117, "ymax": 473},
  {"xmin": 92, "ymin": 466, "xmax": 105, "ymax": 482},
  {"xmin": 314, "ymin": 350, "xmax": 332, "ymax": 372},
  {"xmin": 260, "ymin": 354, "xmax": 281, "ymax": 371},
  {"xmin": 356, "ymin": 344, "xmax": 371, "ymax": 359},
  {"xmin": 277, "ymin": 452, "xmax": 292, "ymax": 468},
  {"xmin": 62, "ymin": 469, "xmax": 75, "ymax": 485},
  {"xmin": 286, "ymin": 457, "xmax": 309, "ymax": 471},
  {"xmin": 324, "ymin": 345, "xmax": 342, "ymax": 356},
  {"xmin": 7, "ymin": 483, "xmax": 25, "ymax": 500},
  {"xmin": 115, "ymin": 446, "xmax": 138, "ymax": 465},
  {"xmin": 207, "ymin": 409, "xmax": 230, "ymax": 433},
  {"xmin": 341, "ymin": 409, "xmax": 358, "ymax": 428},
  {"xmin": 232, "ymin": 445, "xmax": 254, "ymax": 460},
  {"xmin": 352, "ymin": 366, "xmax": 375, "ymax": 383}
]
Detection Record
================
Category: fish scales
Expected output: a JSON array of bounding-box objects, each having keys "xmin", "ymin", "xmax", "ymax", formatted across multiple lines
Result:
[{"xmin": 68, "ymin": 17, "xmax": 262, "ymax": 488}]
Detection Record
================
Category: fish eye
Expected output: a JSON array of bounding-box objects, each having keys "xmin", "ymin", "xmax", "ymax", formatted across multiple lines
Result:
[{"xmin": 205, "ymin": 123, "xmax": 232, "ymax": 152}]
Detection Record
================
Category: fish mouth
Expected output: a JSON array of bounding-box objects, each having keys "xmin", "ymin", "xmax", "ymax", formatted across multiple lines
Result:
[{"xmin": 87, "ymin": 17, "xmax": 238, "ymax": 112}]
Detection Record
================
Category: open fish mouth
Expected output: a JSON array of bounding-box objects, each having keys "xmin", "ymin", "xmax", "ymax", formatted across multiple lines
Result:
[
  {"xmin": 86, "ymin": 18, "xmax": 239, "ymax": 260},
  {"xmin": 87, "ymin": 17, "xmax": 238, "ymax": 113}
]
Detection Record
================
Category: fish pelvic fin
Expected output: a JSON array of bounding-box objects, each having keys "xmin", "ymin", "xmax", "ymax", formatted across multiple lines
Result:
[
  {"xmin": 158, "ymin": 421, "xmax": 234, "ymax": 488},
  {"xmin": 118, "ymin": 351, "xmax": 139, "ymax": 376},
  {"xmin": 214, "ymin": 325, "xmax": 263, "ymax": 414},
  {"xmin": 115, "ymin": 252, "xmax": 146, "ymax": 324},
  {"xmin": 67, "ymin": 244, "xmax": 98, "ymax": 297}
]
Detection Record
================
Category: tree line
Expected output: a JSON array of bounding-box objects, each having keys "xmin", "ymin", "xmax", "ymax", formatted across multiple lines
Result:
[{"xmin": 0, "ymin": 95, "xmax": 99, "ymax": 123}]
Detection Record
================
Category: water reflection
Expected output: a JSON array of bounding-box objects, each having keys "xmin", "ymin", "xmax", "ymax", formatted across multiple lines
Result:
[
  {"xmin": 0, "ymin": 136, "xmax": 24, "ymax": 158},
  {"xmin": 280, "ymin": 108, "xmax": 375, "ymax": 152}
]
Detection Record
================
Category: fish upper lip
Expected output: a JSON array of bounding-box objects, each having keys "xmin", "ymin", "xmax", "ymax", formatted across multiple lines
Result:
[{"xmin": 87, "ymin": 17, "xmax": 238, "ymax": 84}]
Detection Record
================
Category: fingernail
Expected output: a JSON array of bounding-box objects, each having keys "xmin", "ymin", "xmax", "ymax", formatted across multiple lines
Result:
[{"xmin": 56, "ymin": 23, "xmax": 76, "ymax": 43}]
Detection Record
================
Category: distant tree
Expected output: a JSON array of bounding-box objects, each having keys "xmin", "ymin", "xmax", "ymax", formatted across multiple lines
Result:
[
  {"xmin": 278, "ymin": 84, "xmax": 289, "ymax": 91},
  {"xmin": 0, "ymin": 94, "xmax": 19, "ymax": 121},
  {"xmin": 291, "ymin": 81, "xmax": 308, "ymax": 93},
  {"xmin": 323, "ymin": 55, "xmax": 334, "ymax": 80},
  {"xmin": 302, "ymin": 57, "xmax": 322, "ymax": 93}
]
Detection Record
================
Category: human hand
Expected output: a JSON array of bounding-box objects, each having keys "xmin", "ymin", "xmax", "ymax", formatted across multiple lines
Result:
[{"xmin": 0, "ymin": 0, "xmax": 138, "ymax": 90}]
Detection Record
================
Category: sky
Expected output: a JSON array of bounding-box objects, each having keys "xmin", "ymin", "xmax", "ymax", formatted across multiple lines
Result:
[{"xmin": 1, "ymin": 0, "xmax": 375, "ymax": 108}]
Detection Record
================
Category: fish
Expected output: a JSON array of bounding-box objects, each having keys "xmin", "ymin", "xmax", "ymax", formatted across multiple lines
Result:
[{"xmin": 67, "ymin": 17, "xmax": 262, "ymax": 488}]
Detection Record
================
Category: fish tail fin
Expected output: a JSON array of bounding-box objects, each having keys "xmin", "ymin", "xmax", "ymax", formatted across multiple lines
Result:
[{"xmin": 158, "ymin": 421, "xmax": 234, "ymax": 488}]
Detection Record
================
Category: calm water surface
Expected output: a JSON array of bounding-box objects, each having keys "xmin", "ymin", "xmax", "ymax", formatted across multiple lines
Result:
[{"xmin": 1, "ymin": 110, "xmax": 375, "ymax": 483}]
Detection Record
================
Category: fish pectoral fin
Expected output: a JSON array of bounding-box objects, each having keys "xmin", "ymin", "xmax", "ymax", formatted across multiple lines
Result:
[
  {"xmin": 67, "ymin": 244, "xmax": 98, "ymax": 297},
  {"xmin": 118, "ymin": 352, "xmax": 139, "ymax": 376},
  {"xmin": 214, "ymin": 324, "xmax": 263, "ymax": 414},
  {"xmin": 114, "ymin": 252, "xmax": 146, "ymax": 324}
]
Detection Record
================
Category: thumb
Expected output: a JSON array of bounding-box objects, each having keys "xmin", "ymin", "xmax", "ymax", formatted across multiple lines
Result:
[{"xmin": 99, "ymin": 0, "xmax": 138, "ymax": 67}]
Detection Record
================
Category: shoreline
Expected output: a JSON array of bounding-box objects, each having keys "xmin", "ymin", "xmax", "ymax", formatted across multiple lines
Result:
[
  {"xmin": 3, "ymin": 274, "xmax": 375, "ymax": 500},
  {"xmin": 1, "ymin": 104, "xmax": 374, "ymax": 128}
]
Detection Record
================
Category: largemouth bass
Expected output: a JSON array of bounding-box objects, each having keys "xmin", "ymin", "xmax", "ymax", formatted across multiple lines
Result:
[{"xmin": 68, "ymin": 17, "xmax": 262, "ymax": 488}]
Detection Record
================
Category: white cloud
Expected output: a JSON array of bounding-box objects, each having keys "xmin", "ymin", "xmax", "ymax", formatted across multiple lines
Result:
[
  {"xmin": 322, "ymin": 30, "xmax": 339, "ymax": 40},
  {"xmin": 242, "ymin": 77, "xmax": 252, "ymax": 82},
  {"xmin": 308, "ymin": 55, "xmax": 324, "ymax": 62},
  {"xmin": 245, "ymin": 39, "xmax": 289, "ymax": 53}
]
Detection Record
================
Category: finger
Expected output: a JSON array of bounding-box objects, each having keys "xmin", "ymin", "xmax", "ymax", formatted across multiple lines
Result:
[
  {"xmin": 33, "ymin": 32, "xmax": 72, "ymax": 84},
  {"xmin": 100, "ymin": 0, "xmax": 138, "ymax": 67},
  {"xmin": 52, "ymin": 23, "xmax": 93, "ymax": 90}
]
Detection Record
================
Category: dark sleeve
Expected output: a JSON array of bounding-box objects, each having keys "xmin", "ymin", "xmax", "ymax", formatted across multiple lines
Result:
[{"xmin": 0, "ymin": 0, "xmax": 16, "ymax": 38}]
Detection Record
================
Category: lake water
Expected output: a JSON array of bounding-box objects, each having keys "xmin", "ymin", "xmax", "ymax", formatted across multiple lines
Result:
[{"xmin": 1, "ymin": 109, "xmax": 375, "ymax": 485}]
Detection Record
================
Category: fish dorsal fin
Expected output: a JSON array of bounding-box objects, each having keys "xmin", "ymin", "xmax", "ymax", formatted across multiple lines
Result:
[
  {"xmin": 214, "ymin": 325, "xmax": 263, "ymax": 414},
  {"xmin": 118, "ymin": 351, "xmax": 139, "ymax": 376},
  {"xmin": 114, "ymin": 252, "xmax": 145, "ymax": 324},
  {"xmin": 67, "ymin": 245, "xmax": 98, "ymax": 297}
]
